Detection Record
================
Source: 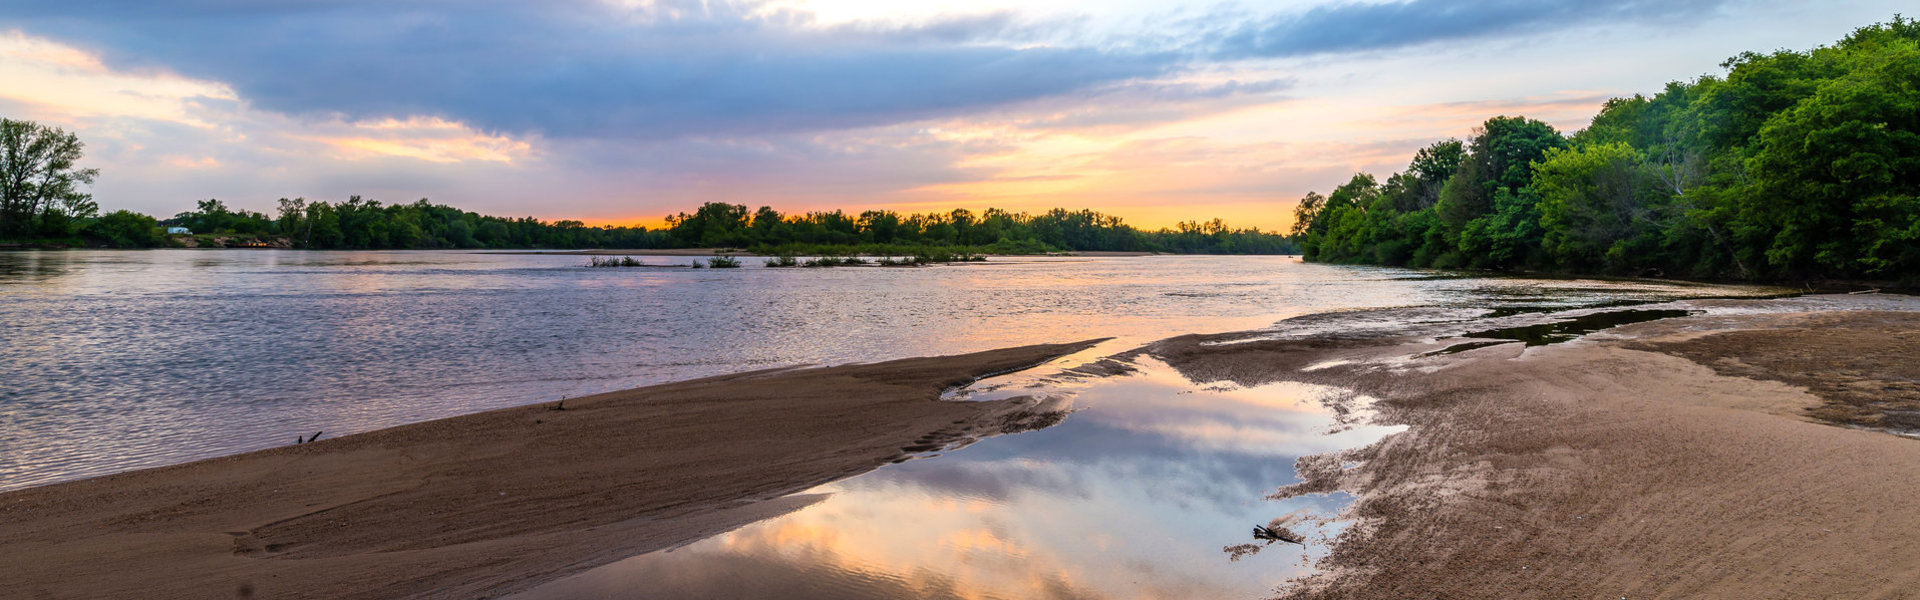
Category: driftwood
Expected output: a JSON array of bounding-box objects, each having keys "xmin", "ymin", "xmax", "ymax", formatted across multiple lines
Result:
[{"xmin": 1253, "ymin": 524, "xmax": 1304, "ymax": 545}]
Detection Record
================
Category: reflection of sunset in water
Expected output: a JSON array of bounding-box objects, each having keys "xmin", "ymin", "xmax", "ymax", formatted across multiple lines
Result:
[{"xmin": 512, "ymin": 364, "xmax": 1404, "ymax": 600}]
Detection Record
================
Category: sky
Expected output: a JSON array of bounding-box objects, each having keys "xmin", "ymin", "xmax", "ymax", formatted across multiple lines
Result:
[{"xmin": 0, "ymin": 0, "xmax": 1906, "ymax": 230}]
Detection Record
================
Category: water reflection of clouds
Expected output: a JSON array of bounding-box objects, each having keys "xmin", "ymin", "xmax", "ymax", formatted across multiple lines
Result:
[
  {"xmin": 845, "ymin": 458, "xmax": 1091, "ymax": 504},
  {"xmin": 515, "ymin": 365, "xmax": 1399, "ymax": 600},
  {"xmin": 885, "ymin": 368, "xmax": 1400, "ymax": 514}
]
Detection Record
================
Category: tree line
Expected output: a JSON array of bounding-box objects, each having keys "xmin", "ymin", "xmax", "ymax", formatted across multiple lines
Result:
[
  {"xmin": 1292, "ymin": 17, "xmax": 1918, "ymax": 283},
  {"xmin": 0, "ymin": 119, "xmax": 1296, "ymax": 254},
  {"xmin": 10, "ymin": 194, "xmax": 1299, "ymax": 254},
  {"xmin": 657, "ymin": 202, "xmax": 1296, "ymax": 254}
]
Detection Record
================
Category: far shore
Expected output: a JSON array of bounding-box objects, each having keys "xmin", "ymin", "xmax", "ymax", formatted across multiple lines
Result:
[{"xmin": 481, "ymin": 248, "xmax": 1167, "ymax": 257}]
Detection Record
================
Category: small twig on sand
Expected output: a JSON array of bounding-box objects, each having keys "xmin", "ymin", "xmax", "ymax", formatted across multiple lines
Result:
[{"xmin": 1253, "ymin": 524, "xmax": 1305, "ymax": 545}]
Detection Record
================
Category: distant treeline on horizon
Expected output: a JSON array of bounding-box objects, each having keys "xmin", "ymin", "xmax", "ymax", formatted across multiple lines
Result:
[
  {"xmin": 6, "ymin": 194, "xmax": 1299, "ymax": 255},
  {"xmin": 1291, "ymin": 17, "xmax": 1919, "ymax": 283}
]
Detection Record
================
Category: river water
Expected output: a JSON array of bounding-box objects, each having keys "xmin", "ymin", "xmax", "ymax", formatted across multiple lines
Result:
[{"xmin": 0, "ymin": 250, "xmax": 1768, "ymax": 492}]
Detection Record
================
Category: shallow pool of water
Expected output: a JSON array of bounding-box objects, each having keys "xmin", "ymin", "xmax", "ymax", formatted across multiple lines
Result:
[{"xmin": 508, "ymin": 361, "xmax": 1402, "ymax": 600}]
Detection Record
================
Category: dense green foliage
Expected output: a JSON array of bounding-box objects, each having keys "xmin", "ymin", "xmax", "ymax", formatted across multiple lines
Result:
[{"xmin": 1294, "ymin": 18, "xmax": 1920, "ymax": 282}]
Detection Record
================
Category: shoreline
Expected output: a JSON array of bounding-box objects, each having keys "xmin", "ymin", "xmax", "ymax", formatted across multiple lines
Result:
[
  {"xmin": 0, "ymin": 341, "xmax": 1100, "ymax": 599},
  {"xmin": 1145, "ymin": 296, "xmax": 1920, "ymax": 598},
  {"xmin": 5, "ymin": 296, "xmax": 1917, "ymax": 598}
]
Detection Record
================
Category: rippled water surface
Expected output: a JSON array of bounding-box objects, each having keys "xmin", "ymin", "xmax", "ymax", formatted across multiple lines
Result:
[{"xmin": 0, "ymin": 250, "xmax": 1770, "ymax": 490}]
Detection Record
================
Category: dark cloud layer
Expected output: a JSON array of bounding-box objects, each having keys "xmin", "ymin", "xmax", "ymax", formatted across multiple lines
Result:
[
  {"xmin": 12, "ymin": 0, "xmax": 1172, "ymax": 139},
  {"xmin": 6, "ymin": 0, "xmax": 1732, "ymax": 142},
  {"xmin": 1214, "ymin": 0, "xmax": 1731, "ymax": 58}
]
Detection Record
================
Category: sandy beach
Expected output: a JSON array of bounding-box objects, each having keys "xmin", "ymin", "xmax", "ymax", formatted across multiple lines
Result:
[
  {"xmin": 5, "ymin": 296, "xmax": 1919, "ymax": 599},
  {"xmin": 0, "ymin": 341, "xmax": 1098, "ymax": 599},
  {"xmin": 1149, "ymin": 298, "xmax": 1920, "ymax": 599}
]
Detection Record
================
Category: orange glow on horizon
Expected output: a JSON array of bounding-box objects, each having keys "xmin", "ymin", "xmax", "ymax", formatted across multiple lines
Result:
[{"xmin": 570, "ymin": 203, "xmax": 1298, "ymax": 233}]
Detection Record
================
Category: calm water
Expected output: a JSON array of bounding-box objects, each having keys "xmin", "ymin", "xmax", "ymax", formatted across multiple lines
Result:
[
  {"xmin": 0, "ymin": 249, "xmax": 1766, "ymax": 491},
  {"xmin": 511, "ymin": 362, "xmax": 1402, "ymax": 600}
]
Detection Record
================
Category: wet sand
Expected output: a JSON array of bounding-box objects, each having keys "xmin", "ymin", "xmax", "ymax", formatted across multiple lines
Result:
[
  {"xmin": 1151, "ymin": 299, "xmax": 1920, "ymax": 599},
  {"xmin": 0, "ymin": 341, "xmax": 1098, "ymax": 600}
]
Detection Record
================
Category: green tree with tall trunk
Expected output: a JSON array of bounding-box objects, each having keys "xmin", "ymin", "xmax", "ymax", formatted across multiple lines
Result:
[{"xmin": 0, "ymin": 118, "xmax": 99, "ymax": 237}]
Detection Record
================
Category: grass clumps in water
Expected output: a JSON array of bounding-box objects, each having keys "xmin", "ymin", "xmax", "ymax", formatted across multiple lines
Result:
[
  {"xmin": 587, "ymin": 256, "xmax": 646, "ymax": 267},
  {"xmin": 771, "ymin": 251, "xmax": 990, "ymax": 268},
  {"xmin": 802, "ymin": 256, "xmax": 852, "ymax": 267},
  {"xmin": 910, "ymin": 250, "xmax": 987, "ymax": 264},
  {"xmin": 707, "ymin": 255, "xmax": 741, "ymax": 268}
]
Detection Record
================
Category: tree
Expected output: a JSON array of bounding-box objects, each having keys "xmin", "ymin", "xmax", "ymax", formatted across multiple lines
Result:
[
  {"xmin": 1533, "ymin": 142, "xmax": 1655, "ymax": 270},
  {"xmin": 0, "ymin": 118, "xmax": 99, "ymax": 237},
  {"xmin": 666, "ymin": 202, "xmax": 750, "ymax": 247},
  {"xmin": 1290, "ymin": 191, "xmax": 1325, "ymax": 238},
  {"xmin": 1399, "ymin": 139, "xmax": 1465, "ymax": 211},
  {"xmin": 1743, "ymin": 29, "xmax": 1920, "ymax": 276},
  {"xmin": 1438, "ymin": 116, "xmax": 1566, "ymax": 229},
  {"xmin": 87, "ymin": 210, "xmax": 162, "ymax": 248}
]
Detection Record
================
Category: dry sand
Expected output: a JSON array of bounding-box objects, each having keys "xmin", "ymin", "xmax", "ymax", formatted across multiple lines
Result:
[
  {"xmin": 0, "ymin": 341, "xmax": 1098, "ymax": 600},
  {"xmin": 1152, "ymin": 303, "xmax": 1920, "ymax": 599}
]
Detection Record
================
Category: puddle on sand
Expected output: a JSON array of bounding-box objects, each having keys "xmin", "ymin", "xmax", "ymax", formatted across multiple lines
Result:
[
  {"xmin": 1418, "ymin": 340, "xmax": 1519, "ymax": 357},
  {"xmin": 1460, "ymin": 309, "xmax": 1696, "ymax": 346},
  {"xmin": 507, "ymin": 362, "xmax": 1404, "ymax": 600}
]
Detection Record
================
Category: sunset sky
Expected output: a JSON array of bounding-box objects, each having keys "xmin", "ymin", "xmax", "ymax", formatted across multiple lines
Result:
[{"xmin": 0, "ymin": 0, "xmax": 1904, "ymax": 230}]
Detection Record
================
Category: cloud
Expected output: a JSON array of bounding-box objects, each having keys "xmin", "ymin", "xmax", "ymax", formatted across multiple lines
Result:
[
  {"xmin": 1212, "ymin": 0, "xmax": 1732, "ymax": 59},
  {"xmin": 0, "ymin": 0, "xmax": 1784, "ymax": 230},
  {"xmin": 2, "ymin": 0, "xmax": 1742, "ymax": 150},
  {"xmin": 9, "ymin": 0, "xmax": 1717, "ymax": 145},
  {"xmin": 7, "ymin": 0, "xmax": 1173, "ymax": 141}
]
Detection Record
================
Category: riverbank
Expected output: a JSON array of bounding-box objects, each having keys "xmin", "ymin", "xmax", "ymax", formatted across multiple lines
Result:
[
  {"xmin": 0, "ymin": 341, "xmax": 1098, "ymax": 599},
  {"xmin": 5, "ymin": 293, "xmax": 1913, "ymax": 599},
  {"xmin": 1147, "ymin": 295, "xmax": 1920, "ymax": 598}
]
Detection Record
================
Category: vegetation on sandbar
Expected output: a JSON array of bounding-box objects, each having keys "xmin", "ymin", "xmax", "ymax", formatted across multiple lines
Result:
[{"xmin": 587, "ymin": 256, "xmax": 650, "ymax": 268}]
